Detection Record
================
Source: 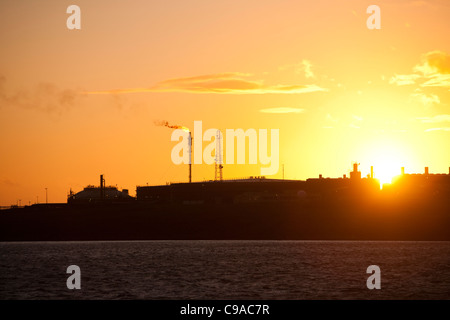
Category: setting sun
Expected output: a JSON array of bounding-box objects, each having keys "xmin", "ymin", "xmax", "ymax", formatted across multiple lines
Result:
[
  {"xmin": 372, "ymin": 156, "xmax": 402, "ymax": 186},
  {"xmin": 360, "ymin": 139, "xmax": 412, "ymax": 187}
]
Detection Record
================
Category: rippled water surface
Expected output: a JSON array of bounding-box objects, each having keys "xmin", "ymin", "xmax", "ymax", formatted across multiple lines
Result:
[{"xmin": 1, "ymin": 241, "xmax": 449, "ymax": 299}]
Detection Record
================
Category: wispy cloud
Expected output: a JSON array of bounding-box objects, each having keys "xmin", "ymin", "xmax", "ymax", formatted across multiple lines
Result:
[
  {"xmin": 421, "ymin": 74, "xmax": 450, "ymax": 87},
  {"xmin": 0, "ymin": 178, "xmax": 19, "ymax": 188},
  {"xmin": 413, "ymin": 51, "xmax": 450, "ymax": 75},
  {"xmin": 417, "ymin": 114, "xmax": 450, "ymax": 123},
  {"xmin": 424, "ymin": 127, "xmax": 450, "ymax": 132},
  {"xmin": 85, "ymin": 73, "xmax": 327, "ymax": 95},
  {"xmin": 259, "ymin": 107, "xmax": 305, "ymax": 114},
  {"xmin": 349, "ymin": 115, "xmax": 363, "ymax": 129},
  {"xmin": 390, "ymin": 51, "xmax": 450, "ymax": 88},
  {"xmin": 326, "ymin": 113, "xmax": 339, "ymax": 123},
  {"xmin": 300, "ymin": 60, "xmax": 315, "ymax": 79},
  {"xmin": 418, "ymin": 114, "xmax": 450, "ymax": 133},
  {"xmin": 280, "ymin": 60, "xmax": 316, "ymax": 78},
  {"xmin": 389, "ymin": 74, "xmax": 420, "ymax": 86},
  {"xmin": 411, "ymin": 93, "xmax": 440, "ymax": 107},
  {"xmin": 323, "ymin": 113, "xmax": 339, "ymax": 128},
  {"xmin": 0, "ymin": 75, "xmax": 79, "ymax": 114}
]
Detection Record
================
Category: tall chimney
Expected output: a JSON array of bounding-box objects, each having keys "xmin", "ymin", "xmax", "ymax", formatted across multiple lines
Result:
[
  {"xmin": 189, "ymin": 132, "xmax": 192, "ymax": 183},
  {"xmin": 425, "ymin": 167, "xmax": 429, "ymax": 175},
  {"xmin": 401, "ymin": 167, "xmax": 405, "ymax": 175},
  {"xmin": 100, "ymin": 174, "xmax": 105, "ymax": 199},
  {"xmin": 370, "ymin": 166, "xmax": 374, "ymax": 179}
]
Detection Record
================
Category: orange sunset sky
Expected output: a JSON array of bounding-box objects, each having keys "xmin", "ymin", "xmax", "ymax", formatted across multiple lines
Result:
[{"xmin": 1, "ymin": 0, "xmax": 449, "ymax": 206}]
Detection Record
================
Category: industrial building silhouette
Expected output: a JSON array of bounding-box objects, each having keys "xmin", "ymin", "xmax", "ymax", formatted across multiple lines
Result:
[
  {"xmin": 67, "ymin": 175, "xmax": 133, "ymax": 204},
  {"xmin": 65, "ymin": 163, "xmax": 450, "ymax": 205},
  {"xmin": 1, "ymin": 163, "xmax": 448, "ymax": 241}
]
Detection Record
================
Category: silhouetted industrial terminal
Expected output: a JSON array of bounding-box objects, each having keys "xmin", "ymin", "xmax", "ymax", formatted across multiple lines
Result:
[
  {"xmin": 135, "ymin": 163, "xmax": 380, "ymax": 205},
  {"xmin": 67, "ymin": 175, "xmax": 134, "ymax": 204},
  {"xmin": 1, "ymin": 163, "xmax": 449, "ymax": 241},
  {"xmin": 65, "ymin": 163, "xmax": 449, "ymax": 205}
]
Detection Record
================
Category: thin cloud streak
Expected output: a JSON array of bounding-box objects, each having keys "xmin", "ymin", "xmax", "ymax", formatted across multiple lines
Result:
[
  {"xmin": 425, "ymin": 127, "xmax": 450, "ymax": 132},
  {"xmin": 84, "ymin": 73, "xmax": 327, "ymax": 95},
  {"xmin": 417, "ymin": 114, "xmax": 450, "ymax": 123},
  {"xmin": 389, "ymin": 74, "xmax": 420, "ymax": 86},
  {"xmin": 422, "ymin": 74, "xmax": 450, "ymax": 87},
  {"xmin": 259, "ymin": 107, "xmax": 305, "ymax": 114}
]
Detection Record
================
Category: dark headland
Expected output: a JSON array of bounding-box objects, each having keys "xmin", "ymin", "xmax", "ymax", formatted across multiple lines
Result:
[{"xmin": 1, "ymin": 165, "xmax": 449, "ymax": 241}]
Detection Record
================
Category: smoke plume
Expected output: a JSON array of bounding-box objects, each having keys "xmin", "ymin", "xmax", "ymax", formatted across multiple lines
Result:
[{"xmin": 154, "ymin": 120, "xmax": 189, "ymax": 132}]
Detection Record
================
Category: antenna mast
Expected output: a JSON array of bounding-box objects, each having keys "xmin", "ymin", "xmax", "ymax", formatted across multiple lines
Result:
[{"xmin": 215, "ymin": 129, "xmax": 223, "ymax": 181}]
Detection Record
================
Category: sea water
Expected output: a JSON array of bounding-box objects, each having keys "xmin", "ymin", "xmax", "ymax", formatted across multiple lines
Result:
[{"xmin": 0, "ymin": 240, "xmax": 449, "ymax": 300}]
